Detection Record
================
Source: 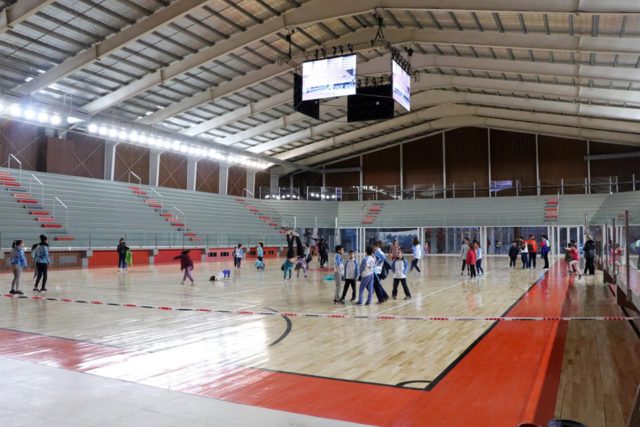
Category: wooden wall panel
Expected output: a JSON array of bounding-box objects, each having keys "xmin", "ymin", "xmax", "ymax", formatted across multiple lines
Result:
[
  {"xmin": 0, "ymin": 119, "xmax": 46, "ymax": 171},
  {"xmin": 403, "ymin": 134, "xmax": 443, "ymax": 188},
  {"xmin": 363, "ymin": 145, "xmax": 400, "ymax": 187},
  {"xmin": 46, "ymin": 134, "xmax": 105, "ymax": 179},
  {"xmin": 159, "ymin": 152, "xmax": 187, "ymax": 189},
  {"xmin": 255, "ymin": 172, "xmax": 270, "ymax": 196},
  {"xmin": 196, "ymin": 159, "xmax": 219, "ymax": 193},
  {"xmin": 589, "ymin": 142, "xmax": 640, "ymax": 185},
  {"xmin": 538, "ymin": 136, "xmax": 587, "ymax": 195},
  {"xmin": 325, "ymin": 157, "xmax": 360, "ymax": 188},
  {"xmin": 445, "ymin": 127, "xmax": 489, "ymax": 197},
  {"xmin": 293, "ymin": 171, "xmax": 323, "ymax": 191},
  {"xmin": 490, "ymin": 130, "xmax": 536, "ymax": 196},
  {"xmin": 228, "ymin": 166, "xmax": 247, "ymax": 196},
  {"xmin": 114, "ymin": 143, "xmax": 150, "ymax": 184}
]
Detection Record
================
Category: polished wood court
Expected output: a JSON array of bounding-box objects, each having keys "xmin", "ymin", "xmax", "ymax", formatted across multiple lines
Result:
[{"xmin": 1, "ymin": 256, "xmax": 638, "ymax": 426}]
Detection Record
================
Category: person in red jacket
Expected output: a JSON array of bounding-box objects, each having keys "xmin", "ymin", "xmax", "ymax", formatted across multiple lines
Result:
[
  {"xmin": 527, "ymin": 234, "xmax": 538, "ymax": 269},
  {"xmin": 174, "ymin": 250, "xmax": 195, "ymax": 285},
  {"xmin": 466, "ymin": 242, "xmax": 477, "ymax": 278}
]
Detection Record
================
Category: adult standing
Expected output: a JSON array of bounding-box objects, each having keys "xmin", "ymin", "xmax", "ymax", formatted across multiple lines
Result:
[
  {"xmin": 527, "ymin": 234, "xmax": 538, "ymax": 269},
  {"xmin": 33, "ymin": 234, "xmax": 50, "ymax": 293},
  {"xmin": 583, "ymin": 236, "xmax": 596, "ymax": 276},
  {"xmin": 117, "ymin": 238, "xmax": 128, "ymax": 272},
  {"xmin": 319, "ymin": 238, "xmax": 329, "ymax": 268},
  {"xmin": 460, "ymin": 237, "xmax": 471, "ymax": 276},
  {"xmin": 540, "ymin": 234, "xmax": 551, "ymax": 270}
]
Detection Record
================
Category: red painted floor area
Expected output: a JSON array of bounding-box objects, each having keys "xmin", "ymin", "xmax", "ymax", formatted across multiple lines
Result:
[{"xmin": 0, "ymin": 263, "xmax": 572, "ymax": 426}]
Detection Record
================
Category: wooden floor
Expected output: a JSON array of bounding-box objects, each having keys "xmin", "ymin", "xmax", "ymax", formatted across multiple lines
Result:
[{"xmin": 0, "ymin": 256, "xmax": 638, "ymax": 426}]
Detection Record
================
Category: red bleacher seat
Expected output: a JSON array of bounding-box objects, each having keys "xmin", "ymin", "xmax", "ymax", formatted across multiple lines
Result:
[
  {"xmin": 42, "ymin": 223, "xmax": 62, "ymax": 228},
  {"xmin": 54, "ymin": 236, "xmax": 75, "ymax": 241}
]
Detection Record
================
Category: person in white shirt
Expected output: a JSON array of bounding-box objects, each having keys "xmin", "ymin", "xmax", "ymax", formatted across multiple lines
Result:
[
  {"xmin": 474, "ymin": 241, "xmax": 484, "ymax": 276},
  {"xmin": 519, "ymin": 237, "xmax": 529, "ymax": 269},
  {"xmin": 410, "ymin": 238, "xmax": 422, "ymax": 273},
  {"xmin": 355, "ymin": 247, "xmax": 376, "ymax": 305},
  {"xmin": 391, "ymin": 250, "xmax": 411, "ymax": 299},
  {"xmin": 339, "ymin": 250, "xmax": 359, "ymax": 303}
]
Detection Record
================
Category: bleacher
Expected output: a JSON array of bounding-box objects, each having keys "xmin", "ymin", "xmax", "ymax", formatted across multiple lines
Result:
[{"xmin": 0, "ymin": 166, "xmax": 634, "ymax": 251}]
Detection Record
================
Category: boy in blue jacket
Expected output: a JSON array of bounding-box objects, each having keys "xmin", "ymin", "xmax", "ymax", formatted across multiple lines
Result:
[
  {"xmin": 9, "ymin": 240, "xmax": 27, "ymax": 295},
  {"xmin": 339, "ymin": 250, "xmax": 359, "ymax": 303},
  {"xmin": 391, "ymin": 249, "xmax": 411, "ymax": 299}
]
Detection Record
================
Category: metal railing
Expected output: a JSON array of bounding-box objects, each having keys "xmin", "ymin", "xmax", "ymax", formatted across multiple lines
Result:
[
  {"xmin": 7, "ymin": 154, "xmax": 21, "ymax": 186},
  {"xmin": 258, "ymin": 174, "xmax": 640, "ymax": 201},
  {"xmin": 244, "ymin": 188, "xmax": 296, "ymax": 230},
  {"xmin": 151, "ymin": 187, "xmax": 164, "ymax": 211},
  {"xmin": 29, "ymin": 173, "xmax": 44, "ymax": 205},
  {"xmin": 52, "ymin": 197, "xmax": 69, "ymax": 230},
  {"xmin": 128, "ymin": 171, "xmax": 142, "ymax": 193}
]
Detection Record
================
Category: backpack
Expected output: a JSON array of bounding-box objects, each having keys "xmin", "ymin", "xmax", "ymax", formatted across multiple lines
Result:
[{"xmin": 378, "ymin": 260, "xmax": 391, "ymax": 280}]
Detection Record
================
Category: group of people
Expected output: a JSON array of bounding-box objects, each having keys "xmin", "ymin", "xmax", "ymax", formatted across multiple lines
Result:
[
  {"xmin": 506, "ymin": 234, "xmax": 551, "ymax": 270},
  {"xmin": 459, "ymin": 238, "xmax": 485, "ymax": 278},
  {"xmin": 8, "ymin": 234, "xmax": 51, "ymax": 295},
  {"xmin": 333, "ymin": 239, "xmax": 424, "ymax": 305}
]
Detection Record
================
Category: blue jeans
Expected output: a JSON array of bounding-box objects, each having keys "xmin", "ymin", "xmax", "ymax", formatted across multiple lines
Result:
[{"xmin": 358, "ymin": 275, "xmax": 374, "ymax": 304}]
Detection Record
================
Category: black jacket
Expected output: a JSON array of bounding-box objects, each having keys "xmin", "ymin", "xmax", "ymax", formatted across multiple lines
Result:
[{"xmin": 508, "ymin": 246, "xmax": 519, "ymax": 258}]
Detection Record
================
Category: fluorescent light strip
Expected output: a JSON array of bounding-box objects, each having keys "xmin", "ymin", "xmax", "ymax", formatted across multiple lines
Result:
[
  {"xmin": 0, "ymin": 101, "xmax": 72, "ymax": 127},
  {"xmin": 87, "ymin": 123, "xmax": 271, "ymax": 170}
]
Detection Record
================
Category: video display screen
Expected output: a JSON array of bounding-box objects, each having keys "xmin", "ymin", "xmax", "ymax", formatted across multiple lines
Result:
[
  {"xmin": 392, "ymin": 59, "xmax": 411, "ymax": 111},
  {"xmin": 302, "ymin": 54, "xmax": 357, "ymax": 101}
]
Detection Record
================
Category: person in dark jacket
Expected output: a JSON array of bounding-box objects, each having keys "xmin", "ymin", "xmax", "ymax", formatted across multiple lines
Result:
[
  {"xmin": 583, "ymin": 237, "xmax": 596, "ymax": 276},
  {"xmin": 33, "ymin": 234, "xmax": 50, "ymax": 292},
  {"xmin": 508, "ymin": 241, "xmax": 519, "ymax": 268},
  {"xmin": 174, "ymin": 250, "xmax": 195, "ymax": 285},
  {"xmin": 117, "ymin": 238, "xmax": 129, "ymax": 272}
]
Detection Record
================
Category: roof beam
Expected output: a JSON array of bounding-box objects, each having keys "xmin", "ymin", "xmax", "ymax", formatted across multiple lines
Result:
[
  {"xmin": 217, "ymin": 73, "xmax": 640, "ymax": 152},
  {"xmin": 0, "ymin": 0, "xmax": 56, "ymax": 33},
  {"xmin": 278, "ymin": 91, "xmax": 640, "ymax": 161},
  {"xmin": 79, "ymin": 0, "xmax": 638, "ymax": 116},
  {"xmin": 180, "ymin": 90, "xmax": 292, "ymax": 136},
  {"xmin": 14, "ymin": 0, "xmax": 212, "ymax": 95}
]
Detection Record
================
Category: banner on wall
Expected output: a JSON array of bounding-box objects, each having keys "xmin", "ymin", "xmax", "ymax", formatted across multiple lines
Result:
[{"xmin": 490, "ymin": 180, "xmax": 513, "ymax": 193}]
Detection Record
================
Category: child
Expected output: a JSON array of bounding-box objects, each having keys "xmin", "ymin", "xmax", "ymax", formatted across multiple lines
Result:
[
  {"xmin": 567, "ymin": 243, "xmax": 582, "ymax": 279},
  {"xmin": 339, "ymin": 250, "xmax": 359, "ymax": 303},
  {"xmin": 32, "ymin": 234, "xmax": 50, "ymax": 293},
  {"xmin": 540, "ymin": 235, "xmax": 551, "ymax": 269},
  {"xmin": 474, "ymin": 241, "xmax": 484, "ymax": 276},
  {"xmin": 391, "ymin": 249, "xmax": 411, "ymax": 299},
  {"xmin": 519, "ymin": 237, "xmax": 529, "ymax": 269},
  {"xmin": 125, "ymin": 247, "xmax": 133, "ymax": 269},
  {"xmin": 233, "ymin": 243, "xmax": 244, "ymax": 269},
  {"xmin": 174, "ymin": 250, "xmax": 195, "ymax": 285},
  {"xmin": 508, "ymin": 241, "xmax": 519, "ymax": 268},
  {"xmin": 466, "ymin": 242, "xmax": 477, "ymax": 278},
  {"xmin": 256, "ymin": 242, "xmax": 265, "ymax": 270},
  {"xmin": 295, "ymin": 255, "xmax": 307, "ymax": 278},
  {"xmin": 9, "ymin": 240, "xmax": 27, "ymax": 295},
  {"xmin": 355, "ymin": 246, "xmax": 376, "ymax": 305},
  {"xmin": 282, "ymin": 259, "xmax": 293, "ymax": 281},
  {"xmin": 333, "ymin": 245, "xmax": 345, "ymax": 303},
  {"xmin": 410, "ymin": 238, "xmax": 422, "ymax": 272}
]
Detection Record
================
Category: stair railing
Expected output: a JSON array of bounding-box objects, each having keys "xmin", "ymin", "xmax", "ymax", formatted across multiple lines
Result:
[
  {"xmin": 243, "ymin": 188, "xmax": 295, "ymax": 231},
  {"xmin": 128, "ymin": 171, "xmax": 142, "ymax": 193},
  {"xmin": 29, "ymin": 174, "xmax": 44, "ymax": 206},
  {"xmin": 52, "ymin": 197, "xmax": 69, "ymax": 230},
  {"xmin": 8, "ymin": 154, "xmax": 22, "ymax": 186},
  {"xmin": 150, "ymin": 187, "xmax": 164, "ymax": 211}
]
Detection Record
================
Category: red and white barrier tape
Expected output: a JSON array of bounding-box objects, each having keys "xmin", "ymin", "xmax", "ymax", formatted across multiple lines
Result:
[{"xmin": 3, "ymin": 294, "xmax": 639, "ymax": 322}]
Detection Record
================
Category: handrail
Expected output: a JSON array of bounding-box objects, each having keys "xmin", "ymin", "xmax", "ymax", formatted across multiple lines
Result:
[
  {"xmin": 150, "ymin": 187, "xmax": 164, "ymax": 211},
  {"xmin": 52, "ymin": 197, "xmax": 69, "ymax": 230},
  {"xmin": 29, "ymin": 174, "xmax": 44, "ymax": 205},
  {"xmin": 243, "ymin": 188, "xmax": 254, "ymax": 198},
  {"xmin": 173, "ymin": 206, "xmax": 186, "ymax": 229},
  {"xmin": 128, "ymin": 171, "xmax": 141, "ymax": 193},
  {"xmin": 8, "ymin": 154, "xmax": 22, "ymax": 186}
]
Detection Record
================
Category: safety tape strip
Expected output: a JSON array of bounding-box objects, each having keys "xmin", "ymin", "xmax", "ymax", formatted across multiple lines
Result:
[{"xmin": 3, "ymin": 294, "xmax": 639, "ymax": 322}]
